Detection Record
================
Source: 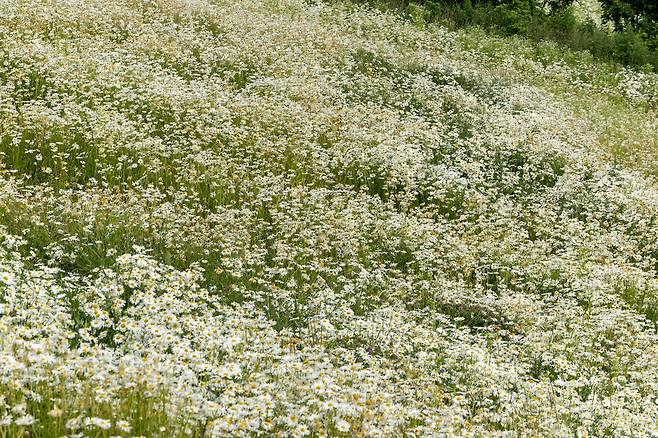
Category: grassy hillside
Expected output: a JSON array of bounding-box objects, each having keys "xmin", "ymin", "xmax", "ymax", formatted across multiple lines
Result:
[{"xmin": 0, "ymin": 0, "xmax": 657, "ymax": 436}]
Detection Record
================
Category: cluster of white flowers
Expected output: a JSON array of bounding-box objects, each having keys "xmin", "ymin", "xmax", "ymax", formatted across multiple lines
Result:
[
  {"xmin": 0, "ymin": 0, "xmax": 657, "ymax": 436},
  {"xmin": 615, "ymin": 68, "xmax": 658, "ymax": 103}
]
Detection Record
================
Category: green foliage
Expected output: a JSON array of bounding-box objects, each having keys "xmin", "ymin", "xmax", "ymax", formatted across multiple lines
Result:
[
  {"xmin": 600, "ymin": 0, "xmax": 658, "ymax": 33},
  {"xmin": 408, "ymin": 2, "xmax": 428, "ymax": 26},
  {"xmin": 411, "ymin": 0, "xmax": 658, "ymax": 70},
  {"xmin": 599, "ymin": 0, "xmax": 658, "ymax": 52},
  {"xmin": 611, "ymin": 28, "xmax": 657, "ymax": 65},
  {"xmin": 539, "ymin": 0, "xmax": 574, "ymax": 14}
]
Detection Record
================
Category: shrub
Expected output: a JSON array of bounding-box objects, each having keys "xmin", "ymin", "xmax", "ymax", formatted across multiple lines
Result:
[{"xmin": 407, "ymin": 0, "xmax": 658, "ymax": 70}]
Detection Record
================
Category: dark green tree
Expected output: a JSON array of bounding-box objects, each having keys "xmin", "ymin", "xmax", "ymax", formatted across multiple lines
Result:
[
  {"xmin": 599, "ymin": 0, "xmax": 658, "ymax": 50},
  {"xmin": 599, "ymin": 0, "xmax": 657, "ymax": 31}
]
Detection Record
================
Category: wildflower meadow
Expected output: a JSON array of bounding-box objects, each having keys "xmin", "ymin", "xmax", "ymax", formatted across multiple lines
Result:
[{"xmin": 0, "ymin": 0, "xmax": 657, "ymax": 436}]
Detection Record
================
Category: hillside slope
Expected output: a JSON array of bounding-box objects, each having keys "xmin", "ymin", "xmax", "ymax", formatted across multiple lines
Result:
[{"xmin": 0, "ymin": 0, "xmax": 657, "ymax": 436}]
